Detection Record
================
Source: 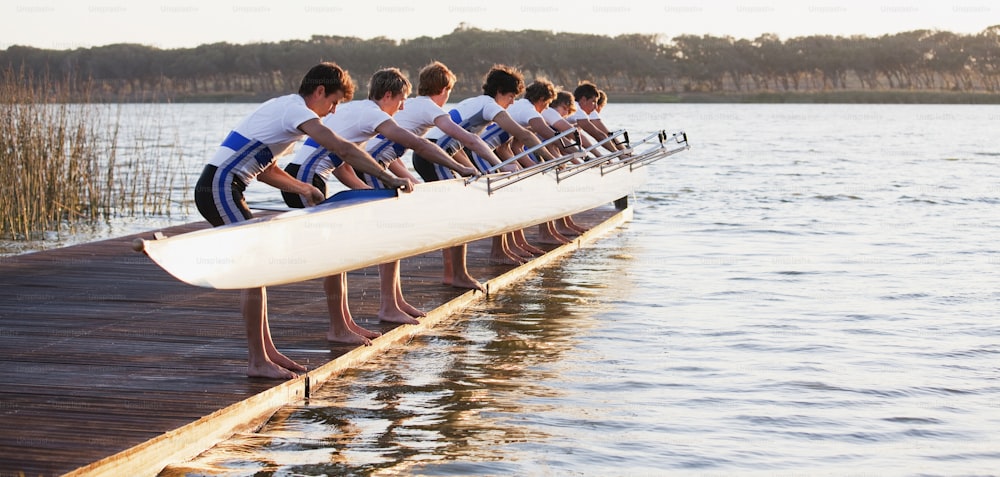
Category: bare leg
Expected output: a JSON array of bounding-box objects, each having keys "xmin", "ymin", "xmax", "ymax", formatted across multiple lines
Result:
[
  {"xmin": 441, "ymin": 248, "xmax": 454, "ymax": 286},
  {"xmin": 324, "ymin": 274, "xmax": 376, "ymax": 345},
  {"xmin": 392, "ymin": 260, "xmax": 425, "ymax": 317},
  {"xmin": 491, "ymin": 234, "xmax": 524, "ymax": 265},
  {"xmin": 537, "ymin": 222, "xmax": 571, "ymax": 245},
  {"xmin": 512, "ymin": 228, "xmax": 545, "ymax": 256},
  {"xmin": 449, "ymin": 243, "xmax": 486, "ymax": 292},
  {"xmin": 558, "ymin": 215, "xmax": 587, "ymax": 235},
  {"xmin": 242, "ymin": 287, "xmax": 299, "ymax": 379},
  {"xmin": 506, "ymin": 231, "xmax": 535, "ymax": 259},
  {"xmin": 378, "ymin": 261, "xmax": 420, "ymax": 324}
]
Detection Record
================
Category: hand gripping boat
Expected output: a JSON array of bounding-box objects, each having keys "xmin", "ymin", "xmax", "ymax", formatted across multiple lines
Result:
[{"xmin": 134, "ymin": 130, "xmax": 689, "ymax": 289}]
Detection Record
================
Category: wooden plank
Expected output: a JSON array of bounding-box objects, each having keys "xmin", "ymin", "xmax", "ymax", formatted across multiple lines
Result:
[{"xmin": 0, "ymin": 203, "xmax": 630, "ymax": 476}]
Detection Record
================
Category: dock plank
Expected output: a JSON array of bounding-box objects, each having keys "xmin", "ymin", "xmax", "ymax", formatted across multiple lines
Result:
[{"xmin": 0, "ymin": 204, "xmax": 628, "ymax": 476}]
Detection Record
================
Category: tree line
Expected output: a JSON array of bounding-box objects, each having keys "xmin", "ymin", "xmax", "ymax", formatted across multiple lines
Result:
[{"xmin": 2, "ymin": 24, "xmax": 999, "ymax": 102}]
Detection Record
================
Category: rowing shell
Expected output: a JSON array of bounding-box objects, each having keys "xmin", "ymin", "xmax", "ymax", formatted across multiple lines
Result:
[{"xmin": 135, "ymin": 131, "xmax": 688, "ymax": 289}]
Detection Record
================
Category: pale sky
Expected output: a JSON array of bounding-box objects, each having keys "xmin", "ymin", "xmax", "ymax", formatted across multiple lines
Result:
[{"xmin": 1, "ymin": 0, "xmax": 995, "ymax": 50}]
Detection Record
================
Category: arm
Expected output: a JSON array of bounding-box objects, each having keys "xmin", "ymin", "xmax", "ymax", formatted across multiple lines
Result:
[
  {"xmin": 257, "ymin": 163, "xmax": 325, "ymax": 205},
  {"xmin": 576, "ymin": 117, "xmax": 621, "ymax": 154},
  {"xmin": 332, "ymin": 164, "xmax": 371, "ymax": 190},
  {"xmin": 591, "ymin": 118, "xmax": 626, "ymax": 152},
  {"xmin": 434, "ymin": 114, "xmax": 503, "ymax": 167},
  {"xmin": 387, "ymin": 159, "xmax": 419, "ymax": 182},
  {"xmin": 376, "ymin": 120, "xmax": 476, "ymax": 177},
  {"xmin": 298, "ymin": 118, "xmax": 413, "ymax": 192},
  {"xmin": 493, "ymin": 111, "xmax": 556, "ymax": 162}
]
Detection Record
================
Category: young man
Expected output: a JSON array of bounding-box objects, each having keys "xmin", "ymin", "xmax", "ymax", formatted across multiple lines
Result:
[
  {"xmin": 194, "ymin": 62, "xmax": 413, "ymax": 380},
  {"xmin": 413, "ymin": 64, "xmax": 556, "ymax": 268},
  {"xmin": 361, "ymin": 61, "xmax": 506, "ymax": 292},
  {"xmin": 506, "ymin": 80, "xmax": 589, "ymax": 242},
  {"xmin": 570, "ymin": 81, "xmax": 626, "ymax": 154},
  {"xmin": 283, "ymin": 68, "xmax": 475, "ymax": 341}
]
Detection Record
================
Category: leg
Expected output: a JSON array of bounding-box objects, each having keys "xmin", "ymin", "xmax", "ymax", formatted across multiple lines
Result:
[
  {"xmin": 490, "ymin": 234, "xmax": 523, "ymax": 265},
  {"xmin": 242, "ymin": 287, "xmax": 299, "ymax": 379},
  {"xmin": 448, "ymin": 244, "xmax": 486, "ymax": 292},
  {"xmin": 558, "ymin": 215, "xmax": 587, "ymax": 235},
  {"xmin": 391, "ymin": 260, "xmax": 425, "ymax": 317},
  {"xmin": 536, "ymin": 221, "xmax": 571, "ymax": 245},
  {"xmin": 512, "ymin": 228, "xmax": 545, "ymax": 256},
  {"xmin": 324, "ymin": 274, "xmax": 377, "ymax": 345},
  {"xmin": 378, "ymin": 261, "xmax": 420, "ymax": 324}
]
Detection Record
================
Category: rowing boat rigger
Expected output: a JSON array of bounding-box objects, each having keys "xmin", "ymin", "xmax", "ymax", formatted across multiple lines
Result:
[{"xmin": 135, "ymin": 130, "xmax": 690, "ymax": 289}]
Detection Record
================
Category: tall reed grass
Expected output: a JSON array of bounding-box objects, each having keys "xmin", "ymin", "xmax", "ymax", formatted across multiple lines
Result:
[{"xmin": 0, "ymin": 67, "xmax": 179, "ymax": 241}]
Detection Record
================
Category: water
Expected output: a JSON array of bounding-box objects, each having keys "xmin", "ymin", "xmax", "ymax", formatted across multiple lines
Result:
[{"xmin": 11, "ymin": 102, "xmax": 1000, "ymax": 474}]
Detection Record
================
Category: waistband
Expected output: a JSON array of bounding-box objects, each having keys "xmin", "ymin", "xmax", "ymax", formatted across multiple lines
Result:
[{"xmin": 221, "ymin": 130, "xmax": 252, "ymax": 150}]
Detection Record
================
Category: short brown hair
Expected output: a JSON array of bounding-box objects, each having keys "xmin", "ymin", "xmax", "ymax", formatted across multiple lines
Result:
[
  {"xmin": 298, "ymin": 62, "xmax": 355, "ymax": 100},
  {"xmin": 417, "ymin": 61, "xmax": 456, "ymax": 96},
  {"xmin": 524, "ymin": 79, "xmax": 557, "ymax": 105},
  {"xmin": 368, "ymin": 67, "xmax": 411, "ymax": 101}
]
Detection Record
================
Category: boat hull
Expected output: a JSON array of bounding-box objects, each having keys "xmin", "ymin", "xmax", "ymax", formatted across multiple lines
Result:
[{"xmin": 139, "ymin": 161, "xmax": 647, "ymax": 289}]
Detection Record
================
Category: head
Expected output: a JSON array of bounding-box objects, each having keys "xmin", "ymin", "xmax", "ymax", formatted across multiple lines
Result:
[
  {"xmin": 368, "ymin": 67, "xmax": 411, "ymax": 116},
  {"xmin": 524, "ymin": 79, "xmax": 557, "ymax": 110},
  {"xmin": 482, "ymin": 64, "xmax": 525, "ymax": 108},
  {"xmin": 298, "ymin": 62, "xmax": 355, "ymax": 116},
  {"xmin": 368, "ymin": 67, "xmax": 411, "ymax": 101},
  {"xmin": 417, "ymin": 61, "xmax": 457, "ymax": 98},
  {"xmin": 596, "ymin": 89, "xmax": 608, "ymax": 112},
  {"xmin": 573, "ymin": 81, "xmax": 600, "ymax": 114},
  {"xmin": 550, "ymin": 91, "xmax": 576, "ymax": 117}
]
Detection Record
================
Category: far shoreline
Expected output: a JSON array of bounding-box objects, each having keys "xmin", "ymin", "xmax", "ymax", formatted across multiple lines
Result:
[{"xmin": 105, "ymin": 91, "xmax": 1000, "ymax": 105}]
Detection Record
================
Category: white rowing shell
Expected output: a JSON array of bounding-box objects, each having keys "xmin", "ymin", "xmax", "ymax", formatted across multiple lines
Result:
[{"xmin": 138, "ymin": 151, "xmax": 657, "ymax": 289}]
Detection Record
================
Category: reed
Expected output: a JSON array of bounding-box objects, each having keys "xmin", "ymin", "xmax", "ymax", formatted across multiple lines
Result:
[{"xmin": 0, "ymin": 67, "xmax": 179, "ymax": 240}]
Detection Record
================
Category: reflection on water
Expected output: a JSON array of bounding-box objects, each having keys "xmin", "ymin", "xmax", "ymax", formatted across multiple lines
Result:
[{"xmin": 163, "ymin": 244, "xmax": 635, "ymax": 476}]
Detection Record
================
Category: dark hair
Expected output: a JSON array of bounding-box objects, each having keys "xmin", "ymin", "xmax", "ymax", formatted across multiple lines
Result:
[
  {"xmin": 298, "ymin": 62, "xmax": 355, "ymax": 100},
  {"xmin": 573, "ymin": 81, "xmax": 599, "ymax": 102},
  {"xmin": 368, "ymin": 67, "xmax": 411, "ymax": 101},
  {"xmin": 482, "ymin": 64, "xmax": 525, "ymax": 97},
  {"xmin": 524, "ymin": 79, "xmax": 557, "ymax": 104},
  {"xmin": 417, "ymin": 61, "xmax": 456, "ymax": 96}
]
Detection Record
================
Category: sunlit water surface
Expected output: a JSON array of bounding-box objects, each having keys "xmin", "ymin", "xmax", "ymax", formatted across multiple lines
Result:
[{"xmin": 12, "ymin": 103, "xmax": 1000, "ymax": 475}]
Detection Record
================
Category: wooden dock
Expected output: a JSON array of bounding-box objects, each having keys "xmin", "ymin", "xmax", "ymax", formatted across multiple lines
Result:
[{"xmin": 0, "ymin": 203, "xmax": 632, "ymax": 477}]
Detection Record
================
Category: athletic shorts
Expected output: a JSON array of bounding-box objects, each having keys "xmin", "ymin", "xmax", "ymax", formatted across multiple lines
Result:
[{"xmin": 194, "ymin": 164, "xmax": 252, "ymax": 227}]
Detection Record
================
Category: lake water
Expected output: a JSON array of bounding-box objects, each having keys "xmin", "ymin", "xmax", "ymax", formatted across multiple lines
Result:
[{"xmin": 12, "ymin": 103, "xmax": 1000, "ymax": 475}]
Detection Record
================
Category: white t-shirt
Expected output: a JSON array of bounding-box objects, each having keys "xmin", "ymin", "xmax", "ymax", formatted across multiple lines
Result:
[
  {"xmin": 209, "ymin": 93, "xmax": 318, "ymax": 183},
  {"xmin": 506, "ymin": 98, "xmax": 542, "ymax": 128},
  {"xmin": 540, "ymin": 107, "xmax": 564, "ymax": 128},
  {"xmin": 366, "ymin": 96, "xmax": 448, "ymax": 162},
  {"xmin": 426, "ymin": 95, "xmax": 506, "ymax": 151},
  {"xmin": 288, "ymin": 99, "xmax": 391, "ymax": 176},
  {"xmin": 568, "ymin": 101, "xmax": 593, "ymax": 124}
]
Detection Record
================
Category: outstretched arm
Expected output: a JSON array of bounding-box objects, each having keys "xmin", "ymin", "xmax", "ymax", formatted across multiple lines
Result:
[
  {"xmin": 435, "ymin": 114, "xmax": 503, "ymax": 167},
  {"xmin": 298, "ymin": 118, "xmax": 413, "ymax": 192},
  {"xmin": 376, "ymin": 120, "xmax": 476, "ymax": 177},
  {"xmin": 257, "ymin": 163, "xmax": 325, "ymax": 205},
  {"xmin": 493, "ymin": 111, "xmax": 555, "ymax": 161}
]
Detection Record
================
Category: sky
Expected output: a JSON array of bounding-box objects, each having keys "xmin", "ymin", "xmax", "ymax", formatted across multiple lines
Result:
[{"xmin": 1, "ymin": 0, "xmax": 995, "ymax": 50}]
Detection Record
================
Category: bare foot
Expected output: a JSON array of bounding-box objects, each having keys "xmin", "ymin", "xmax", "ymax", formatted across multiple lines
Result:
[
  {"xmin": 536, "ymin": 233, "xmax": 571, "ymax": 245},
  {"xmin": 518, "ymin": 242, "xmax": 546, "ymax": 256},
  {"xmin": 490, "ymin": 249, "xmax": 525, "ymax": 265},
  {"xmin": 326, "ymin": 329, "xmax": 373, "ymax": 346},
  {"xmin": 347, "ymin": 320, "xmax": 382, "ymax": 339},
  {"xmin": 379, "ymin": 308, "xmax": 420, "ymax": 324},
  {"xmin": 400, "ymin": 301, "xmax": 426, "ymax": 317},
  {"xmin": 267, "ymin": 350, "xmax": 307, "ymax": 372},
  {"xmin": 449, "ymin": 274, "xmax": 486, "ymax": 293},
  {"xmin": 555, "ymin": 226, "xmax": 581, "ymax": 237},
  {"xmin": 247, "ymin": 361, "xmax": 298, "ymax": 379},
  {"xmin": 507, "ymin": 242, "xmax": 535, "ymax": 259}
]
